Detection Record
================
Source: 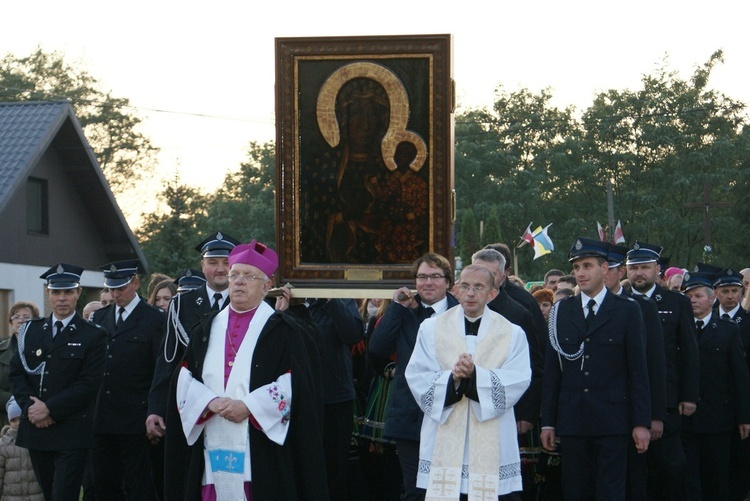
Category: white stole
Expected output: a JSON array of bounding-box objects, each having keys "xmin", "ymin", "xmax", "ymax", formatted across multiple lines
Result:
[
  {"xmin": 177, "ymin": 302, "xmax": 275, "ymax": 500},
  {"xmin": 425, "ymin": 307, "xmax": 512, "ymax": 501}
]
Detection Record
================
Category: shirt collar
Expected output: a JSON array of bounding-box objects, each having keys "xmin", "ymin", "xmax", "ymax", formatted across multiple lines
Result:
[
  {"xmin": 719, "ymin": 304, "xmax": 740, "ymax": 318},
  {"xmin": 422, "ymin": 296, "xmax": 449, "ymax": 315},
  {"xmin": 116, "ymin": 294, "xmax": 141, "ymax": 318},
  {"xmin": 52, "ymin": 312, "xmax": 76, "ymax": 329},
  {"xmin": 580, "ymin": 287, "xmax": 607, "ymax": 310},
  {"xmin": 695, "ymin": 312, "xmax": 712, "ymax": 324}
]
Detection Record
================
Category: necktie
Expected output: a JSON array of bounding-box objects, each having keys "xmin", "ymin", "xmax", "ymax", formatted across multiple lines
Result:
[
  {"xmin": 212, "ymin": 292, "xmax": 223, "ymax": 311},
  {"xmin": 54, "ymin": 320, "xmax": 63, "ymax": 338},
  {"xmin": 695, "ymin": 320, "xmax": 704, "ymax": 335},
  {"xmin": 116, "ymin": 307, "xmax": 125, "ymax": 330},
  {"xmin": 585, "ymin": 299, "xmax": 596, "ymax": 328},
  {"xmin": 722, "ymin": 313, "xmax": 731, "ymax": 320},
  {"xmin": 420, "ymin": 306, "xmax": 435, "ymax": 322}
]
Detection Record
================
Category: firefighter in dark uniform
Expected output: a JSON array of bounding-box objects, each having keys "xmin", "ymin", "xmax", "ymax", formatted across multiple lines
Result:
[
  {"xmin": 9, "ymin": 263, "xmax": 107, "ymax": 501},
  {"xmin": 91, "ymin": 260, "xmax": 164, "ymax": 500},
  {"xmin": 626, "ymin": 241, "xmax": 700, "ymax": 500},
  {"xmin": 541, "ymin": 238, "xmax": 651, "ymax": 501},
  {"xmin": 145, "ymin": 232, "xmax": 238, "ymax": 500},
  {"xmin": 681, "ymin": 271, "xmax": 750, "ymax": 500},
  {"xmin": 712, "ymin": 267, "xmax": 750, "ymax": 500}
]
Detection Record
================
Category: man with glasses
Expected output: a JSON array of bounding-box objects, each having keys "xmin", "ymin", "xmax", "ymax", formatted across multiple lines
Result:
[
  {"xmin": 405, "ymin": 263, "xmax": 531, "ymax": 500},
  {"xmin": 164, "ymin": 240, "xmax": 327, "ymax": 500},
  {"xmin": 370, "ymin": 252, "xmax": 458, "ymax": 501}
]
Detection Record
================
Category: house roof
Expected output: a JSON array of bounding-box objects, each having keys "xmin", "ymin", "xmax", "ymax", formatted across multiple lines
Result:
[{"xmin": 0, "ymin": 101, "xmax": 148, "ymax": 268}]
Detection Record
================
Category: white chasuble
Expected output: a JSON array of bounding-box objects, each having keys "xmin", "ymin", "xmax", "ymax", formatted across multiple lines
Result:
[
  {"xmin": 405, "ymin": 305, "xmax": 531, "ymax": 500},
  {"xmin": 177, "ymin": 301, "xmax": 292, "ymax": 500}
]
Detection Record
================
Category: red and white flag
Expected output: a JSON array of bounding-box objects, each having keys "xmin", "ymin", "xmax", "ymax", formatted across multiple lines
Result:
[
  {"xmin": 520, "ymin": 223, "xmax": 535, "ymax": 247},
  {"xmin": 613, "ymin": 220, "xmax": 625, "ymax": 244}
]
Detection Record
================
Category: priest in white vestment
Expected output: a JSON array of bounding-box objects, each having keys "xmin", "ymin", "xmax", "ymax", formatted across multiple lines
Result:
[
  {"xmin": 406, "ymin": 264, "xmax": 531, "ymax": 501},
  {"xmin": 169, "ymin": 240, "xmax": 327, "ymax": 501}
]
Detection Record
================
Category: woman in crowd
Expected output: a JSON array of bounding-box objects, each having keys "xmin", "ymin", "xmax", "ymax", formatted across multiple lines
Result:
[
  {"xmin": 532, "ymin": 288, "xmax": 554, "ymax": 323},
  {"xmin": 1, "ymin": 302, "xmax": 40, "ymax": 426},
  {"xmin": 148, "ymin": 279, "xmax": 177, "ymax": 312}
]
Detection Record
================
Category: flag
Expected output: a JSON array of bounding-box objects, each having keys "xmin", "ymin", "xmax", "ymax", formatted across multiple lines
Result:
[
  {"xmin": 520, "ymin": 223, "xmax": 535, "ymax": 247},
  {"xmin": 613, "ymin": 220, "xmax": 625, "ymax": 244},
  {"xmin": 531, "ymin": 224, "xmax": 554, "ymax": 260},
  {"xmin": 596, "ymin": 221, "xmax": 607, "ymax": 242}
]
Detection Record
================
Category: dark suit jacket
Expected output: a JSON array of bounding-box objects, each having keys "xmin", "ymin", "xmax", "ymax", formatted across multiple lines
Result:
[
  {"xmin": 9, "ymin": 314, "xmax": 107, "ymax": 450},
  {"xmin": 505, "ymin": 281, "xmax": 548, "ymax": 362},
  {"xmin": 716, "ymin": 306, "xmax": 750, "ymax": 376},
  {"xmin": 148, "ymin": 285, "xmax": 223, "ymax": 418},
  {"xmin": 624, "ymin": 291, "xmax": 667, "ymax": 421},
  {"xmin": 684, "ymin": 313, "xmax": 750, "ymax": 433},
  {"xmin": 93, "ymin": 298, "xmax": 164, "ymax": 434},
  {"xmin": 649, "ymin": 285, "xmax": 700, "ymax": 410},
  {"xmin": 369, "ymin": 293, "xmax": 459, "ymax": 441},
  {"xmin": 488, "ymin": 288, "xmax": 543, "ymax": 423},
  {"xmin": 541, "ymin": 291, "xmax": 651, "ymax": 436}
]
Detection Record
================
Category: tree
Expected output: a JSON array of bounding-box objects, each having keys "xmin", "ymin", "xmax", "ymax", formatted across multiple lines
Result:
[
  {"xmin": 136, "ymin": 178, "xmax": 209, "ymax": 277},
  {"xmin": 454, "ymin": 51, "xmax": 750, "ymax": 278},
  {"xmin": 481, "ymin": 206, "xmax": 502, "ymax": 247},
  {"xmin": 0, "ymin": 48, "xmax": 158, "ymax": 193},
  {"xmin": 458, "ymin": 208, "xmax": 479, "ymax": 267},
  {"xmin": 137, "ymin": 141, "xmax": 277, "ymax": 275}
]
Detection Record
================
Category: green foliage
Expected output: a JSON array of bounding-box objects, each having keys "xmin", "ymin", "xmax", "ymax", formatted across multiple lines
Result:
[
  {"xmin": 481, "ymin": 206, "xmax": 502, "ymax": 247},
  {"xmin": 455, "ymin": 51, "xmax": 750, "ymax": 279},
  {"xmin": 0, "ymin": 48, "xmax": 158, "ymax": 193},
  {"xmin": 138, "ymin": 142, "xmax": 277, "ymax": 276},
  {"xmin": 458, "ymin": 208, "xmax": 479, "ymax": 266}
]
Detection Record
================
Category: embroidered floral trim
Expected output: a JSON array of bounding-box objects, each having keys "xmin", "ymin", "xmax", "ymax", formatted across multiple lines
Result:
[
  {"xmin": 422, "ymin": 373, "xmax": 440, "ymax": 415},
  {"xmin": 268, "ymin": 384, "xmax": 291, "ymax": 424}
]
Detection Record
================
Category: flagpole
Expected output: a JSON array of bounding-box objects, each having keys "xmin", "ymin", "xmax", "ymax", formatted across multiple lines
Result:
[
  {"xmin": 607, "ymin": 179, "xmax": 615, "ymax": 242},
  {"xmin": 513, "ymin": 246, "xmax": 518, "ymax": 277}
]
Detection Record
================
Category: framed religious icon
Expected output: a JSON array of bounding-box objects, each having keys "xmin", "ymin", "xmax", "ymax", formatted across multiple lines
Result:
[{"xmin": 275, "ymin": 34, "xmax": 454, "ymax": 290}]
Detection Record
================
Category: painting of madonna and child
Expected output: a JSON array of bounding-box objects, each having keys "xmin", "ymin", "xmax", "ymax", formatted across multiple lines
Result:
[{"xmin": 275, "ymin": 35, "xmax": 454, "ymax": 287}]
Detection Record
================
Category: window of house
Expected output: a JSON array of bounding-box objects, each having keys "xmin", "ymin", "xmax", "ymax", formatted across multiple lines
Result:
[{"xmin": 27, "ymin": 177, "xmax": 49, "ymax": 235}]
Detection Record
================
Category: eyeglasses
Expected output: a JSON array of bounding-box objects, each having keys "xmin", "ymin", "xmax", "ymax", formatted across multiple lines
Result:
[
  {"xmin": 11, "ymin": 315, "xmax": 32, "ymax": 322},
  {"xmin": 228, "ymin": 273, "xmax": 268, "ymax": 283},
  {"xmin": 416, "ymin": 274, "xmax": 447, "ymax": 282},
  {"xmin": 457, "ymin": 283, "xmax": 492, "ymax": 294}
]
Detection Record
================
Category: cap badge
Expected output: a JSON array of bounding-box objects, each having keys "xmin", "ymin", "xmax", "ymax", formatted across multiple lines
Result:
[
  {"xmin": 684, "ymin": 272, "xmax": 691, "ymax": 281},
  {"xmin": 633, "ymin": 243, "xmax": 640, "ymax": 250},
  {"xmin": 110, "ymin": 264, "xmax": 117, "ymax": 273},
  {"xmin": 216, "ymin": 232, "xmax": 224, "ymax": 241},
  {"xmin": 728, "ymin": 270, "xmax": 734, "ymax": 275},
  {"xmin": 56, "ymin": 264, "xmax": 64, "ymax": 274},
  {"xmin": 186, "ymin": 269, "xmax": 193, "ymax": 277},
  {"xmin": 575, "ymin": 239, "xmax": 582, "ymax": 250}
]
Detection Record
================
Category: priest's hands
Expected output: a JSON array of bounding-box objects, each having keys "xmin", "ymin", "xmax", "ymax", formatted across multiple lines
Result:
[
  {"xmin": 452, "ymin": 353, "xmax": 474, "ymax": 383},
  {"xmin": 216, "ymin": 399, "xmax": 252, "ymax": 423}
]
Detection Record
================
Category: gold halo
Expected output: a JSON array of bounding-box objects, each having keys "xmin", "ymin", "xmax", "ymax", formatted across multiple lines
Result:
[{"xmin": 316, "ymin": 61, "xmax": 427, "ymax": 172}]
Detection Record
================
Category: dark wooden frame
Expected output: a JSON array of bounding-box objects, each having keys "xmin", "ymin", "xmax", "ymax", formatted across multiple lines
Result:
[{"xmin": 275, "ymin": 34, "xmax": 454, "ymax": 289}]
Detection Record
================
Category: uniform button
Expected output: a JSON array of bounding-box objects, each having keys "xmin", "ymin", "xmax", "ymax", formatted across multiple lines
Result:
[
  {"xmin": 585, "ymin": 355, "xmax": 590, "ymax": 359},
  {"xmin": 584, "ymin": 388, "xmax": 589, "ymax": 392},
  {"xmin": 106, "ymin": 390, "xmax": 111, "ymax": 395},
  {"xmin": 585, "ymin": 338, "xmax": 590, "ymax": 342},
  {"xmin": 108, "ymin": 355, "xmax": 113, "ymax": 359},
  {"xmin": 584, "ymin": 371, "xmax": 589, "ymax": 376},
  {"xmin": 46, "ymin": 355, "xmax": 52, "ymax": 359}
]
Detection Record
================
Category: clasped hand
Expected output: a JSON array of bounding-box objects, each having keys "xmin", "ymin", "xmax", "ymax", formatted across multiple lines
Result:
[
  {"xmin": 452, "ymin": 353, "xmax": 474, "ymax": 383},
  {"xmin": 208, "ymin": 397, "xmax": 251, "ymax": 423}
]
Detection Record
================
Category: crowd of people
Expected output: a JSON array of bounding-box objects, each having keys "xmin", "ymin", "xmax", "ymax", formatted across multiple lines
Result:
[{"xmin": 3, "ymin": 231, "xmax": 750, "ymax": 501}]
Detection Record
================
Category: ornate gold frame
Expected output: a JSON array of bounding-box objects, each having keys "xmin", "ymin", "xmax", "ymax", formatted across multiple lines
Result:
[{"xmin": 275, "ymin": 34, "xmax": 454, "ymax": 289}]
